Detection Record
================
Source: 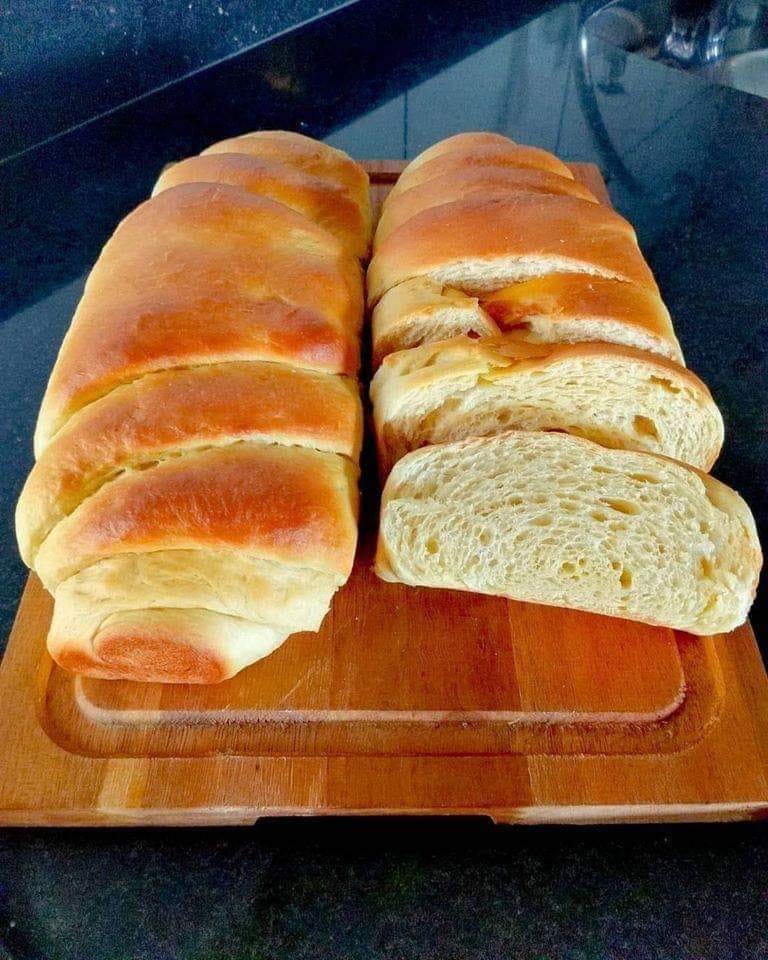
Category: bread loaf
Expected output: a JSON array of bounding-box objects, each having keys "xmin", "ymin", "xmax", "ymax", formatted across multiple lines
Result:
[
  {"xmin": 376, "ymin": 432, "xmax": 761, "ymax": 635},
  {"xmin": 17, "ymin": 132, "xmax": 367, "ymax": 683},
  {"xmin": 371, "ymin": 337, "xmax": 722, "ymax": 474}
]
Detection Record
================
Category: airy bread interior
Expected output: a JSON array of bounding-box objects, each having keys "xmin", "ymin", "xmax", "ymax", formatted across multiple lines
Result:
[
  {"xmin": 377, "ymin": 432, "xmax": 761, "ymax": 635},
  {"xmin": 372, "ymin": 337, "xmax": 723, "ymax": 474}
]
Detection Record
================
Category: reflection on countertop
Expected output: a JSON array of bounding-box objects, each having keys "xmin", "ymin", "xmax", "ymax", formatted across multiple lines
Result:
[{"xmin": 585, "ymin": 0, "xmax": 768, "ymax": 96}]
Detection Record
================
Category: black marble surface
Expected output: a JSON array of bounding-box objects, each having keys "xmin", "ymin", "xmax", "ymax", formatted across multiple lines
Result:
[
  {"xmin": 1, "ymin": 0, "xmax": 767, "ymax": 955},
  {"xmin": 1, "ymin": 0, "xmax": 354, "ymax": 160}
]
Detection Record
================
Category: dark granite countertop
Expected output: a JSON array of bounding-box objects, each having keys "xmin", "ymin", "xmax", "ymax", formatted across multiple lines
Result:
[{"xmin": 1, "ymin": 0, "xmax": 767, "ymax": 956}]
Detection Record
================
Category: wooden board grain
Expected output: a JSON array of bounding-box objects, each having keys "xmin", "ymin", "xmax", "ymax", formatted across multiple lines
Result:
[{"xmin": 1, "ymin": 161, "xmax": 767, "ymax": 826}]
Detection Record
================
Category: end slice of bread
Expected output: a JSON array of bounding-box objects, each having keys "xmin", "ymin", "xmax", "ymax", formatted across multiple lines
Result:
[
  {"xmin": 371, "ymin": 337, "xmax": 723, "ymax": 474},
  {"xmin": 376, "ymin": 432, "xmax": 761, "ymax": 635}
]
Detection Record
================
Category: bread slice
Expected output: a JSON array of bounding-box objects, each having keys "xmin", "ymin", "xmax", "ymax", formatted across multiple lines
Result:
[
  {"xmin": 376, "ymin": 432, "xmax": 761, "ymax": 635},
  {"xmin": 371, "ymin": 337, "xmax": 723, "ymax": 474},
  {"xmin": 371, "ymin": 278, "xmax": 499, "ymax": 368},
  {"xmin": 367, "ymin": 195, "xmax": 656, "ymax": 307},
  {"xmin": 375, "ymin": 166, "xmax": 597, "ymax": 245}
]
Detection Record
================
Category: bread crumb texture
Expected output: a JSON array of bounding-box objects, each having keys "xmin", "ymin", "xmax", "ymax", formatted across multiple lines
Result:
[{"xmin": 379, "ymin": 432, "xmax": 760, "ymax": 635}]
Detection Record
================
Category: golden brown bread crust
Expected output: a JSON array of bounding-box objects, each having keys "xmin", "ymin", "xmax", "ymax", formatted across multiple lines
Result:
[
  {"xmin": 367, "ymin": 194, "xmax": 656, "ymax": 306},
  {"xmin": 375, "ymin": 166, "xmax": 598, "ymax": 245},
  {"xmin": 51, "ymin": 609, "xmax": 237, "ymax": 683},
  {"xmin": 49, "ymin": 606, "xmax": 290, "ymax": 684},
  {"xmin": 51, "ymin": 609, "xmax": 240, "ymax": 683},
  {"xmin": 402, "ymin": 132, "xmax": 520, "ymax": 169},
  {"xmin": 37, "ymin": 301, "xmax": 357, "ymax": 460},
  {"xmin": 47, "ymin": 548, "xmax": 345, "ymax": 683},
  {"xmin": 17, "ymin": 362, "xmax": 362, "ymax": 567},
  {"xmin": 393, "ymin": 138, "xmax": 574, "ymax": 196},
  {"xmin": 35, "ymin": 443, "xmax": 359, "ymax": 591},
  {"xmin": 35, "ymin": 182, "xmax": 363, "ymax": 453},
  {"xmin": 201, "ymin": 130, "xmax": 371, "ymax": 224},
  {"xmin": 154, "ymin": 153, "xmax": 370, "ymax": 258}
]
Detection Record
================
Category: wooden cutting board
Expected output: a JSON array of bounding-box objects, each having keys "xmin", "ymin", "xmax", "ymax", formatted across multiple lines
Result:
[{"xmin": 1, "ymin": 161, "xmax": 767, "ymax": 826}]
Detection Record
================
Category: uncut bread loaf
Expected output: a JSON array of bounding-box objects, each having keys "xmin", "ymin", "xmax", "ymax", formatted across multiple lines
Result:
[
  {"xmin": 371, "ymin": 337, "xmax": 723, "ymax": 475},
  {"xmin": 16, "ymin": 131, "xmax": 368, "ymax": 684},
  {"xmin": 376, "ymin": 432, "xmax": 761, "ymax": 636}
]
